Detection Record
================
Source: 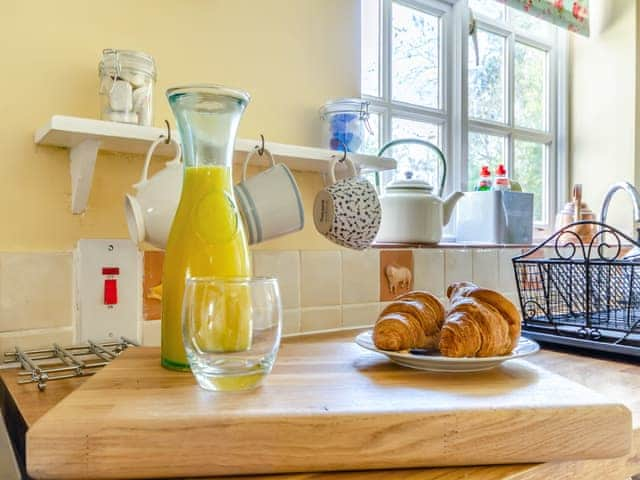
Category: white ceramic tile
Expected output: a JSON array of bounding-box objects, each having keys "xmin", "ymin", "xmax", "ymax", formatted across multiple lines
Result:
[
  {"xmin": 282, "ymin": 309, "xmax": 301, "ymax": 336},
  {"xmin": 0, "ymin": 253, "xmax": 73, "ymax": 332},
  {"xmin": 472, "ymin": 249, "xmax": 499, "ymax": 290},
  {"xmin": 412, "ymin": 249, "xmax": 445, "ymax": 296},
  {"xmin": 341, "ymin": 250, "xmax": 379, "ymax": 304},
  {"xmin": 300, "ymin": 306, "xmax": 341, "ymax": 332},
  {"xmin": 444, "ymin": 250, "xmax": 473, "ymax": 288},
  {"xmin": 342, "ymin": 303, "xmax": 379, "ymax": 328},
  {"xmin": 253, "ymin": 250, "xmax": 300, "ymax": 309},
  {"xmin": 499, "ymin": 249, "xmax": 519, "ymax": 294},
  {"xmin": 142, "ymin": 320, "xmax": 161, "ymax": 346},
  {"xmin": 300, "ymin": 251, "xmax": 341, "ymax": 307},
  {"xmin": 0, "ymin": 328, "xmax": 73, "ymax": 361}
]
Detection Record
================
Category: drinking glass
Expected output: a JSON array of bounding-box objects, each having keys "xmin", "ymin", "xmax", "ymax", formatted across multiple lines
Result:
[{"xmin": 182, "ymin": 276, "xmax": 282, "ymax": 392}]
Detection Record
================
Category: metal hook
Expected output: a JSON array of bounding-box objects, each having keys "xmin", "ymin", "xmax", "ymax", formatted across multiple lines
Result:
[
  {"xmin": 258, "ymin": 134, "xmax": 265, "ymax": 156},
  {"xmin": 163, "ymin": 120, "xmax": 171, "ymax": 144},
  {"xmin": 339, "ymin": 142, "xmax": 348, "ymax": 162}
]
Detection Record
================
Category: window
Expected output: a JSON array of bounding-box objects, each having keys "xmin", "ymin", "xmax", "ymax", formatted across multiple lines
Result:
[
  {"xmin": 361, "ymin": 0, "xmax": 451, "ymax": 189},
  {"xmin": 361, "ymin": 0, "xmax": 567, "ymax": 229}
]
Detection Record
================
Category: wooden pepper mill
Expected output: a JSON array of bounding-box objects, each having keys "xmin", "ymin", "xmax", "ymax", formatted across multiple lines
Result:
[{"xmin": 555, "ymin": 184, "xmax": 599, "ymax": 246}]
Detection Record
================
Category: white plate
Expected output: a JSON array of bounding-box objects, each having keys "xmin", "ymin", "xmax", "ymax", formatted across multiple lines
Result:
[{"xmin": 355, "ymin": 330, "xmax": 540, "ymax": 372}]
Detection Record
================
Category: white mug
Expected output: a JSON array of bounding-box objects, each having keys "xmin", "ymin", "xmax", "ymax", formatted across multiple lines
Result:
[
  {"xmin": 234, "ymin": 147, "xmax": 304, "ymax": 245},
  {"xmin": 313, "ymin": 156, "xmax": 381, "ymax": 250},
  {"xmin": 125, "ymin": 136, "xmax": 182, "ymax": 249}
]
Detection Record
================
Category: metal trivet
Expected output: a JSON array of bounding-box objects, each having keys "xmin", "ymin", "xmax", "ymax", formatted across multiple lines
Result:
[
  {"xmin": 3, "ymin": 337, "xmax": 138, "ymax": 391},
  {"xmin": 513, "ymin": 221, "xmax": 640, "ymax": 357}
]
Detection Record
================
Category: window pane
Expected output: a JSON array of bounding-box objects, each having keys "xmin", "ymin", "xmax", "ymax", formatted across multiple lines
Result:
[
  {"xmin": 360, "ymin": 112, "xmax": 381, "ymax": 156},
  {"xmin": 361, "ymin": 0, "xmax": 380, "ymax": 97},
  {"xmin": 392, "ymin": 3, "xmax": 440, "ymax": 108},
  {"xmin": 379, "ymin": 117, "xmax": 442, "ymax": 188},
  {"xmin": 514, "ymin": 140, "xmax": 546, "ymax": 223},
  {"xmin": 469, "ymin": 0, "xmax": 505, "ymax": 21},
  {"xmin": 515, "ymin": 42, "xmax": 547, "ymax": 131},
  {"xmin": 509, "ymin": 8, "xmax": 554, "ymax": 40},
  {"xmin": 468, "ymin": 29, "xmax": 506, "ymax": 123},
  {"xmin": 468, "ymin": 132, "xmax": 505, "ymax": 191}
]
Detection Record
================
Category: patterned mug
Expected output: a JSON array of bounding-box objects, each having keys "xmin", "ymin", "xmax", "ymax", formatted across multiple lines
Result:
[{"xmin": 313, "ymin": 156, "xmax": 381, "ymax": 250}]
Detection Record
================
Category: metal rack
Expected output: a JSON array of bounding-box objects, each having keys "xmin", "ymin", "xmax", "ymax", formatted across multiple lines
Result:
[
  {"xmin": 3, "ymin": 337, "xmax": 138, "ymax": 391},
  {"xmin": 513, "ymin": 221, "xmax": 640, "ymax": 357}
]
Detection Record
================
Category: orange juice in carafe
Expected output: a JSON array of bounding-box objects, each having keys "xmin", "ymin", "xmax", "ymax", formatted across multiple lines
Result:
[{"xmin": 161, "ymin": 85, "xmax": 251, "ymax": 371}]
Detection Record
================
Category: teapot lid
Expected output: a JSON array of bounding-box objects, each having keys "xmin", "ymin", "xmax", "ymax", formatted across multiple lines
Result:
[{"xmin": 385, "ymin": 171, "xmax": 433, "ymax": 192}]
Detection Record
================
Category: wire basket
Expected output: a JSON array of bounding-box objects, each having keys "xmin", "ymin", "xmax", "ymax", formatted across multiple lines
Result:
[{"xmin": 513, "ymin": 221, "xmax": 640, "ymax": 357}]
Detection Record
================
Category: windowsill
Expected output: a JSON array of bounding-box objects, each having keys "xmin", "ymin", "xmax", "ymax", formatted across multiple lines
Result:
[
  {"xmin": 372, "ymin": 238, "xmax": 638, "ymax": 250},
  {"xmin": 372, "ymin": 241, "xmax": 535, "ymax": 249}
]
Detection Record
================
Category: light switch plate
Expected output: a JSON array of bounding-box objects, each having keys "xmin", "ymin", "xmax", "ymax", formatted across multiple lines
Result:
[{"xmin": 75, "ymin": 239, "xmax": 142, "ymax": 343}]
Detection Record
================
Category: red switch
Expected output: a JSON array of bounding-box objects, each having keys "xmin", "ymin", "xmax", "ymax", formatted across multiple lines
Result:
[{"xmin": 104, "ymin": 279, "xmax": 118, "ymax": 305}]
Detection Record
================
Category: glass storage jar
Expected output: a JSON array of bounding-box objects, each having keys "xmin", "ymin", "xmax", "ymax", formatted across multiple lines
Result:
[
  {"xmin": 98, "ymin": 49, "xmax": 156, "ymax": 126},
  {"xmin": 319, "ymin": 98, "xmax": 371, "ymax": 153}
]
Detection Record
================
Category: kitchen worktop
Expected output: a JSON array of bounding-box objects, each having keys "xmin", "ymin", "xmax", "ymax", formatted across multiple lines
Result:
[{"xmin": 2, "ymin": 330, "xmax": 639, "ymax": 480}]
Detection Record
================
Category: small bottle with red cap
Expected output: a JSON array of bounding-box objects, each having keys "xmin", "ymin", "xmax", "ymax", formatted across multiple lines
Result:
[
  {"xmin": 492, "ymin": 164, "xmax": 511, "ymax": 191},
  {"xmin": 475, "ymin": 165, "xmax": 492, "ymax": 191}
]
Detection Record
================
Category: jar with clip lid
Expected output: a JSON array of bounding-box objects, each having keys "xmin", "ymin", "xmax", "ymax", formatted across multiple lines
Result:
[
  {"xmin": 98, "ymin": 49, "xmax": 157, "ymax": 126},
  {"xmin": 319, "ymin": 98, "xmax": 372, "ymax": 153}
]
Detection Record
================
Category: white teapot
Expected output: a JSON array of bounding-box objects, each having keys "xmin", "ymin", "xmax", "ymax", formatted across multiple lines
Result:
[
  {"xmin": 375, "ymin": 138, "xmax": 463, "ymax": 244},
  {"xmin": 125, "ymin": 137, "xmax": 182, "ymax": 249},
  {"xmin": 376, "ymin": 171, "xmax": 464, "ymax": 244}
]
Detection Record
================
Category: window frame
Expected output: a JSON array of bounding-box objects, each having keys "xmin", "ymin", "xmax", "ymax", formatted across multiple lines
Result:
[
  {"xmin": 361, "ymin": 0, "xmax": 569, "ymax": 232},
  {"xmin": 363, "ymin": 0, "xmax": 454, "ymax": 190}
]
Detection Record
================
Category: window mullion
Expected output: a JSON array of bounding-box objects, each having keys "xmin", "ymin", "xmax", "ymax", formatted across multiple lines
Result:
[
  {"xmin": 382, "ymin": 0, "xmax": 393, "ymax": 109},
  {"xmin": 448, "ymin": 0, "xmax": 466, "ymax": 193},
  {"xmin": 507, "ymin": 27, "xmax": 516, "ymax": 178}
]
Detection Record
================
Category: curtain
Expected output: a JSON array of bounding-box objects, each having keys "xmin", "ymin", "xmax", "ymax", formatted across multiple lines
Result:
[{"xmin": 496, "ymin": 0, "xmax": 589, "ymax": 36}]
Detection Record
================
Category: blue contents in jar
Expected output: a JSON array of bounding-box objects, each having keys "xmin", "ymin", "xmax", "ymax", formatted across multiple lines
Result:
[{"xmin": 328, "ymin": 113, "xmax": 363, "ymax": 152}]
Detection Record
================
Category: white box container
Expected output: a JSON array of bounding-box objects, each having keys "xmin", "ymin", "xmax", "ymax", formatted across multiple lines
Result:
[{"xmin": 456, "ymin": 191, "xmax": 534, "ymax": 244}]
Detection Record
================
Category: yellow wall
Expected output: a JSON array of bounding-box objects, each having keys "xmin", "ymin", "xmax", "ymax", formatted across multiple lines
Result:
[
  {"xmin": 1, "ymin": 0, "xmax": 359, "ymax": 251},
  {"xmin": 569, "ymin": 0, "xmax": 637, "ymax": 235}
]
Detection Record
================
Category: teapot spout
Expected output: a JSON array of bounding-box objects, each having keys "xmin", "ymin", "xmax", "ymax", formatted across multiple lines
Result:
[{"xmin": 443, "ymin": 192, "xmax": 464, "ymax": 226}]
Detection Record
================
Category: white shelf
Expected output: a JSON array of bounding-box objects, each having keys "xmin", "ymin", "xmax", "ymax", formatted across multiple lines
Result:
[{"xmin": 35, "ymin": 115, "xmax": 396, "ymax": 214}]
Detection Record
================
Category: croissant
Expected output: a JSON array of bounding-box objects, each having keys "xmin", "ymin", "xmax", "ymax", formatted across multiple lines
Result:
[
  {"xmin": 440, "ymin": 282, "xmax": 521, "ymax": 357},
  {"xmin": 446, "ymin": 281, "xmax": 521, "ymax": 350},
  {"xmin": 373, "ymin": 291, "xmax": 445, "ymax": 351}
]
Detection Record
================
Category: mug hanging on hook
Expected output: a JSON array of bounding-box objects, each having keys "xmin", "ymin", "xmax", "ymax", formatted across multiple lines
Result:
[
  {"xmin": 124, "ymin": 132, "xmax": 182, "ymax": 248},
  {"xmin": 326, "ymin": 142, "xmax": 358, "ymax": 185},
  {"xmin": 235, "ymin": 143, "xmax": 305, "ymax": 245}
]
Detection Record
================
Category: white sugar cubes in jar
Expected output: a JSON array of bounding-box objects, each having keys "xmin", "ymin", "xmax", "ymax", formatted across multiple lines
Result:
[{"xmin": 99, "ymin": 49, "xmax": 156, "ymax": 126}]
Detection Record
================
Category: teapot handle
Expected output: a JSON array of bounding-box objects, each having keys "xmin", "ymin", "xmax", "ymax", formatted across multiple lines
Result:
[
  {"xmin": 136, "ymin": 136, "xmax": 182, "ymax": 187},
  {"xmin": 377, "ymin": 139, "xmax": 447, "ymax": 197}
]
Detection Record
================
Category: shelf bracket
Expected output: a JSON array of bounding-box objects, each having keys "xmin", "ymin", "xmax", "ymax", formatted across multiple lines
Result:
[{"xmin": 69, "ymin": 139, "xmax": 101, "ymax": 214}]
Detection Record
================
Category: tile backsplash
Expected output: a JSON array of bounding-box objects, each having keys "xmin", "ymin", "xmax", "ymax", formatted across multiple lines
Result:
[
  {"xmin": 0, "ymin": 252, "xmax": 74, "ymax": 358},
  {"xmin": 0, "ymin": 246, "xmax": 526, "ymax": 356},
  {"xmin": 140, "ymin": 247, "xmax": 523, "ymax": 345}
]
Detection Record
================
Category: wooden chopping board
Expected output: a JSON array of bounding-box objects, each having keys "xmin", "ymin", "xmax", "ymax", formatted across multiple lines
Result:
[{"xmin": 26, "ymin": 335, "xmax": 631, "ymax": 480}]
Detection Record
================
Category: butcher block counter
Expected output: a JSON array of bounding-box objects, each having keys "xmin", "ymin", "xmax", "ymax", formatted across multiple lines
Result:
[{"xmin": 1, "ymin": 330, "xmax": 639, "ymax": 480}]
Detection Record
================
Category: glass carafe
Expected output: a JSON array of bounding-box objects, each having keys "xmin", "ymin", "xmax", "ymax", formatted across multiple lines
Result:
[{"xmin": 161, "ymin": 85, "xmax": 251, "ymax": 371}]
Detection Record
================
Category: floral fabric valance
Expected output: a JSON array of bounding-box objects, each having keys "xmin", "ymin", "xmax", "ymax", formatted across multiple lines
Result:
[{"xmin": 496, "ymin": 0, "xmax": 589, "ymax": 36}]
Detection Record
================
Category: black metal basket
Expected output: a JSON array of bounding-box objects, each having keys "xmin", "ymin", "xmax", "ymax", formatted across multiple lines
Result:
[{"xmin": 513, "ymin": 221, "xmax": 640, "ymax": 357}]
